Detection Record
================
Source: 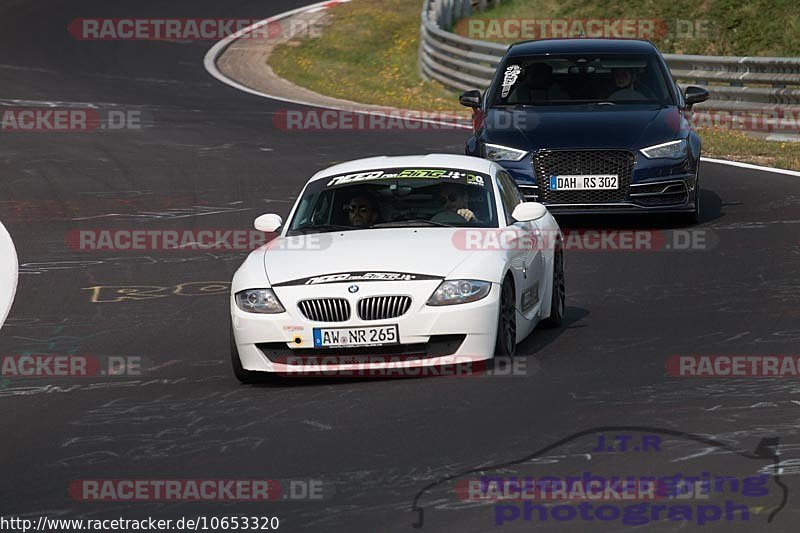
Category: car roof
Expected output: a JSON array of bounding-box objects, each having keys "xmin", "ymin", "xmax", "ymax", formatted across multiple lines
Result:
[
  {"xmin": 506, "ymin": 38, "xmax": 659, "ymax": 57},
  {"xmin": 309, "ymin": 154, "xmax": 497, "ymax": 182}
]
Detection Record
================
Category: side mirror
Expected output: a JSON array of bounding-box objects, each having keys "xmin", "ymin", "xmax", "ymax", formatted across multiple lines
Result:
[
  {"xmin": 254, "ymin": 214, "xmax": 283, "ymax": 232},
  {"xmin": 459, "ymin": 90, "xmax": 482, "ymax": 109},
  {"xmin": 511, "ymin": 202, "xmax": 548, "ymax": 222},
  {"xmin": 684, "ymin": 86, "xmax": 709, "ymax": 107}
]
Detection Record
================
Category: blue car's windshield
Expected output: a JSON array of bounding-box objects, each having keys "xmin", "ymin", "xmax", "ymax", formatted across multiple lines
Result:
[{"xmin": 491, "ymin": 54, "xmax": 674, "ymax": 107}]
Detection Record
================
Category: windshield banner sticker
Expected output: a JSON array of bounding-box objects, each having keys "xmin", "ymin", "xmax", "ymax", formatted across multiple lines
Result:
[
  {"xmin": 501, "ymin": 64, "xmax": 522, "ymax": 98},
  {"xmin": 325, "ymin": 168, "xmax": 487, "ymax": 188}
]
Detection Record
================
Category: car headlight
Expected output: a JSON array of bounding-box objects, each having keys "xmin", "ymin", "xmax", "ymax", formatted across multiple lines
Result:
[
  {"xmin": 484, "ymin": 143, "xmax": 528, "ymax": 162},
  {"xmin": 640, "ymin": 140, "xmax": 687, "ymax": 159},
  {"xmin": 427, "ymin": 280, "xmax": 492, "ymax": 306},
  {"xmin": 235, "ymin": 288, "xmax": 285, "ymax": 314}
]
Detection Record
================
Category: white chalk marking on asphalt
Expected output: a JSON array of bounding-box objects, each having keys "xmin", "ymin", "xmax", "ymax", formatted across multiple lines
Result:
[
  {"xmin": 302, "ymin": 420, "xmax": 333, "ymax": 431},
  {"xmin": 0, "ymin": 219, "xmax": 19, "ymax": 330},
  {"xmin": 205, "ymin": 1, "xmax": 800, "ymax": 176},
  {"xmin": 0, "ymin": 98, "xmax": 105, "ymax": 108}
]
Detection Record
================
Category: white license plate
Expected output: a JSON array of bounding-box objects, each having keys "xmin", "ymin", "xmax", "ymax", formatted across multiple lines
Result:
[
  {"xmin": 313, "ymin": 325, "xmax": 399, "ymax": 347},
  {"xmin": 549, "ymin": 175, "xmax": 618, "ymax": 191}
]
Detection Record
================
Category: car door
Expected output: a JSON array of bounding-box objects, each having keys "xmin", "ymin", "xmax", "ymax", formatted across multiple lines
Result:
[{"xmin": 495, "ymin": 170, "xmax": 545, "ymax": 320}]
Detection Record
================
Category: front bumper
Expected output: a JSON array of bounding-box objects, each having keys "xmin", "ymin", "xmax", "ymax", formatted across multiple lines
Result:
[
  {"xmin": 231, "ymin": 282, "xmax": 501, "ymax": 373},
  {"xmin": 534, "ymin": 176, "xmax": 697, "ymax": 215},
  {"xmin": 499, "ymin": 149, "xmax": 698, "ymax": 214}
]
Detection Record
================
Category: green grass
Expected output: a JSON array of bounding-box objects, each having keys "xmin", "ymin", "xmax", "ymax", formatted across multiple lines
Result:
[
  {"xmin": 453, "ymin": 0, "xmax": 800, "ymax": 56},
  {"xmin": 697, "ymin": 128, "xmax": 800, "ymax": 170},
  {"xmin": 270, "ymin": 0, "xmax": 459, "ymax": 111},
  {"xmin": 269, "ymin": 0, "xmax": 800, "ymax": 170}
]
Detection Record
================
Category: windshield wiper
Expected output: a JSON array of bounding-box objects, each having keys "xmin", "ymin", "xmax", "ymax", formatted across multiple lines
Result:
[
  {"xmin": 370, "ymin": 219, "xmax": 456, "ymax": 228},
  {"xmin": 491, "ymin": 103, "xmax": 535, "ymax": 109},
  {"xmin": 290, "ymin": 224, "xmax": 355, "ymax": 234}
]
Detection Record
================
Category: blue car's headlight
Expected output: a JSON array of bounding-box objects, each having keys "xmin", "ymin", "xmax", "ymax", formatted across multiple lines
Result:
[
  {"xmin": 640, "ymin": 139, "xmax": 687, "ymax": 159},
  {"xmin": 235, "ymin": 289, "xmax": 285, "ymax": 314},
  {"xmin": 484, "ymin": 143, "xmax": 528, "ymax": 162},
  {"xmin": 427, "ymin": 280, "xmax": 492, "ymax": 306}
]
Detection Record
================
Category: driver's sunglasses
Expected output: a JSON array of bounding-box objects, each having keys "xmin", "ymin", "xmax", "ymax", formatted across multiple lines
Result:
[{"xmin": 345, "ymin": 204, "xmax": 372, "ymax": 214}]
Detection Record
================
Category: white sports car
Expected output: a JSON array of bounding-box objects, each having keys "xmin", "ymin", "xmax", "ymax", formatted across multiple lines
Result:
[{"xmin": 230, "ymin": 154, "xmax": 564, "ymax": 381}]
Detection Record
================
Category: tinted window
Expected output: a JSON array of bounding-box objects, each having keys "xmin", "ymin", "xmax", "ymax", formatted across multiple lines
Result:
[{"xmin": 492, "ymin": 54, "xmax": 673, "ymax": 106}]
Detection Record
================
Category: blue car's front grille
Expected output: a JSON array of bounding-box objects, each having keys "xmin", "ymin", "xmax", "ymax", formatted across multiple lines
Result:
[{"xmin": 533, "ymin": 149, "xmax": 636, "ymax": 204}]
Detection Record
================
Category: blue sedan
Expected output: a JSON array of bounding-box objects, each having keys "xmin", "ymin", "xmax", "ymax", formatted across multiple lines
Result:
[{"xmin": 461, "ymin": 38, "xmax": 709, "ymax": 223}]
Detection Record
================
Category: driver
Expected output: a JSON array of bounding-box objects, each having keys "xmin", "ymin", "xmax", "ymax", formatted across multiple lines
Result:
[
  {"xmin": 345, "ymin": 194, "xmax": 380, "ymax": 227},
  {"xmin": 610, "ymin": 68, "xmax": 646, "ymax": 100}
]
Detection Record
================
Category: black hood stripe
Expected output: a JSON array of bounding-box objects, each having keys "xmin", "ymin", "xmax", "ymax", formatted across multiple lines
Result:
[{"xmin": 272, "ymin": 271, "xmax": 443, "ymax": 287}]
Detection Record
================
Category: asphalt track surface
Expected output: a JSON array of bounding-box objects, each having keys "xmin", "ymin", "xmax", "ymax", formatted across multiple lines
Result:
[{"xmin": 1, "ymin": 1, "xmax": 800, "ymax": 531}]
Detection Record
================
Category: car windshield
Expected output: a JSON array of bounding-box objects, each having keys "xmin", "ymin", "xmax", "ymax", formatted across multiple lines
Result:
[
  {"xmin": 491, "ymin": 54, "xmax": 673, "ymax": 106},
  {"xmin": 286, "ymin": 167, "xmax": 499, "ymax": 235}
]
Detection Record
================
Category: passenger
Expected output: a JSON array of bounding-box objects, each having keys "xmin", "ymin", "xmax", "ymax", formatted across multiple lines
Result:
[{"xmin": 433, "ymin": 184, "xmax": 477, "ymax": 223}]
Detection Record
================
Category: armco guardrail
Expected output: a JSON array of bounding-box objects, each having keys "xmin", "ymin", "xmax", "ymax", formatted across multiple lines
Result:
[{"xmin": 420, "ymin": 0, "xmax": 800, "ymax": 117}]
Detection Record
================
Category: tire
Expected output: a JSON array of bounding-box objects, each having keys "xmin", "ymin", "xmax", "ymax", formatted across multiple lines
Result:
[
  {"xmin": 494, "ymin": 277, "xmax": 517, "ymax": 356},
  {"xmin": 230, "ymin": 325, "xmax": 266, "ymax": 384},
  {"xmin": 540, "ymin": 249, "xmax": 565, "ymax": 329}
]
